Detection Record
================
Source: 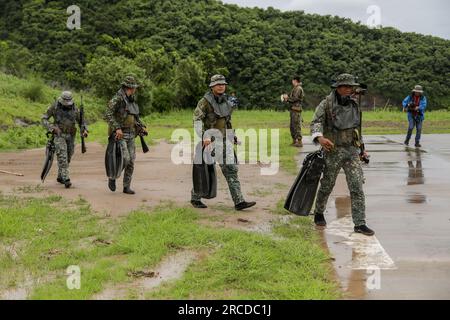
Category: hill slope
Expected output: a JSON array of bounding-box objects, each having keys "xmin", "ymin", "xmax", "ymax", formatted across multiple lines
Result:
[{"xmin": 0, "ymin": 0, "xmax": 449, "ymax": 109}]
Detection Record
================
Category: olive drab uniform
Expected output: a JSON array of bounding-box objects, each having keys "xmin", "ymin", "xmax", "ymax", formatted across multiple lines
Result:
[
  {"xmin": 191, "ymin": 91, "xmax": 245, "ymax": 205},
  {"xmin": 311, "ymin": 90, "xmax": 366, "ymax": 227},
  {"xmin": 42, "ymin": 95, "xmax": 87, "ymax": 183},
  {"xmin": 288, "ymin": 84, "xmax": 304, "ymax": 142},
  {"xmin": 104, "ymin": 88, "xmax": 145, "ymax": 189}
]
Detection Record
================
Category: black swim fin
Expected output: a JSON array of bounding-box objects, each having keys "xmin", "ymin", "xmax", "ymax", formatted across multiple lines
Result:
[
  {"xmin": 192, "ymin": 143, "xmax": 217, "ymax": 199},
  {"xmin": 284, "ymin": 150, "xmax": 325, "ymax": 216}
]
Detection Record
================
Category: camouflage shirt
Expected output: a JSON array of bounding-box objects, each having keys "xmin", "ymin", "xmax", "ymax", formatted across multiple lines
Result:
[
  {"xmin": 42, "ymin": 102, "xmax": 87, "ymax": 135},
  {"xmin": 288, "ymin": 84, "xmax": 304, "ymax": 111},
  {"xmin": 104, "ymin": 88, "xmax": 144, "ymax": 132}
]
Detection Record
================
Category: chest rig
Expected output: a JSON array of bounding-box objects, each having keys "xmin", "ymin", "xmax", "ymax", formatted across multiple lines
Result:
[
  {"xmin": 55, "ymin": 103, "xmax": 77, "ymax": 134},
  {"xmin": 323, "ymin": 92, "xmax": 361, "ymax": 147},
  {"xmin": 117, "ymin": 89, "xmax": 140, "ymax": 129},
  {"xmin": 203, "ymin": 92, "xmax": 234, "ymax": 135}
]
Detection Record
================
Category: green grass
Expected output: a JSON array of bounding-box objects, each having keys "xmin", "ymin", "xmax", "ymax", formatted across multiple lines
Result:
[
  {"xmin": 148, "ymin": 215, "xmax": 336, "ymax": 300},
  {"xmin": 0, "ymin": 73, "xmax": 105, "ymax": 126},
  {"xmin": 0, "ymin": 195, "xmax": 339, "ymax": 300},
  {"xmin": 2, "ymin": 72, "xmax": 449, "ymax": 158}
]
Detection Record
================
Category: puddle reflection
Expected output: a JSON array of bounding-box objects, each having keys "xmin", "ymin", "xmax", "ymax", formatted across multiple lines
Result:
[
  {"xmin": 406, "ymin": 148, "xmax": 427, "ymax": 204},
  {"xmin": 332, "ymin": 196, "xmax": 368, "ymax": 299}
]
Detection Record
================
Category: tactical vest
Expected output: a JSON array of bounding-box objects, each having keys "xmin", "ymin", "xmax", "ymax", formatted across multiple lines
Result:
[
  {"xmin": 203, "ymin": 92, "xmax": 234, "ymax": 135},
  {"xmin": 323, "ymin": 92, "xmax": 361, "ymax": 147},
  {"xmin": 55, "ymin": 103, "xmax": 77, "ymax": 134},
  {"xmin": 117, "ymin": 89, "xmax": 140, "ymax": 129}
]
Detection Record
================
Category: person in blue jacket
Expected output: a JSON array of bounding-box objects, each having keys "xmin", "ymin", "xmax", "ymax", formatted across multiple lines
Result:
[{"xmin": 402, "ymin": 85, "xmax": 427, "ymax": 148}]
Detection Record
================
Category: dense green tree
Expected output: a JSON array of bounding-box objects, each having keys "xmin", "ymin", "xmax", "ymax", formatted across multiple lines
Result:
[{"xmin": 0, "ymin": 0, "xmax": 448, "ymax": 109}]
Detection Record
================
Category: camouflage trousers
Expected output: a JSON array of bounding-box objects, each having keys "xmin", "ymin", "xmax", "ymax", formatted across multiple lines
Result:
[
  {"xmin": 314, "ymin": 146, "xmax": 366, "ymax": 226},
  {"xmin": 290, "ymin": 110, "xmax": 302, "ymax": 141},
  {"xmin": 191, "ymin": 145, "xmax": 245, "ymax": 205},
  {"xmin": 118, "ymin": 132, "xmax": 136, "ymax": 188},
  {"xmin": 54, "ymin": 133, "xmax": 75, "ymax": 181}
]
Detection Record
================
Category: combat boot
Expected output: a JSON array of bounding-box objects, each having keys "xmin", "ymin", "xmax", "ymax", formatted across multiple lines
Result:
[
  {"xmin": 191, "ymin": 200, "xmax": 207, "ymax": 209},
  {"xmin": 123, "ymin": 187, "xmax": 135, "ymax": 195},
  {"xmin": 57, "ymin": 177, "xmax": 65, "ymax": 184},
  {"xmin": 64, "ymin": 180, "xmax": 72, "ymax": 189},
  {"xmin": 354, "ymin": 225, "xmax": 375, "ymax": 236},
  {"xmin": 314, "ymin": 213, "xmax": 327, "ymax": 227},
  {"xmin": 235, "ymin": 201, "xmax": 256, "ymax": 211},
  {"xmin": 108, "ymin": 179, "xmax": 116, "ymax": 192}
]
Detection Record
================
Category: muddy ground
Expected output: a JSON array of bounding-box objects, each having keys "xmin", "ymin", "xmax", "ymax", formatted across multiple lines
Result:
[{"xmin": 1, "ymin": 135, "xmax": 449, "ymax": 300}]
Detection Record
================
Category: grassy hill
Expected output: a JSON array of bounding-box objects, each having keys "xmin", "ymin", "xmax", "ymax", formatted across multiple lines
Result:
[
  {"xmin": 1, "ymin": 0, "xmax": 449, "ymax": 110},
  {"xmin": 0, "ymin": 72, "xmax": 105, "ymax": 150}
]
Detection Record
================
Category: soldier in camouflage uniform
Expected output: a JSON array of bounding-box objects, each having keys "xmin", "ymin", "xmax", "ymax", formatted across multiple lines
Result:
[
  {"xmin": 42, "ymin": 91, "xmax": 88, "ymax": 189},
  {"xmin": 104, "ymin": 75, "xmax": 148, "ymax": 195},
  {"xmin": 191, "ymin": 74, "xmax": 256, "ymax": 211},
  {"xmin": 310, "ymin": 74, "xmax": 375, "ymax": 236},
  {"xmin": 283, "ymin": 76, "xmax": 305, "ymax": 147}
]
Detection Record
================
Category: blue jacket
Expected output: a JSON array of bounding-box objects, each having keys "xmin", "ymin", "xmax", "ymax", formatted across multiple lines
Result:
[{"xmin": 402, "ymin": 95, "xmax": 427, "ymax": 121}]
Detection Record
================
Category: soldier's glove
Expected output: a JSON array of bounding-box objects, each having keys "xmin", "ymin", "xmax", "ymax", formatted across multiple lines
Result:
[{"xmin": 82, "ymin": 130, "xmax": 88, "ymax": 138}]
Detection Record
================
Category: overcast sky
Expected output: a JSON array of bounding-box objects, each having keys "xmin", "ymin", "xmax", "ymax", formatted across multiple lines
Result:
[{"xmin": 222, "ymin": 0, "xmax": 449, "ymax": 39}]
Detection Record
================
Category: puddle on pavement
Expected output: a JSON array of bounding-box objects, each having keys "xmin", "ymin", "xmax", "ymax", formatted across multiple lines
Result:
[
  {"xmin": 318, "ymin": 140, "xmax": 449, "ymax": 299},
  {"xmin": 94, "ymin": 250, "xmax": 199, "ymax": 300}
]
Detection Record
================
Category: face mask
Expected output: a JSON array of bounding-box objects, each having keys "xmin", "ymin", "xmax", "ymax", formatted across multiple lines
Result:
[
  {"xmin": 336, "ymin": 91, "xmax": 351, "ymax": 106},
  {"xmin": 341, "ymin": 96, "xmax": 352, "ymax": 105},
  {"xmin": 215, "ymin": 95, "xmax": 225, "ymax": 104}
]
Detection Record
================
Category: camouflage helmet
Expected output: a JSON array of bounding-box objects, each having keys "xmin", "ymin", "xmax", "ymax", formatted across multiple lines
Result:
[
  {"xmin": 58, "ymin": 91, "xmax": 74, "ymax": 107},
  {"xmin": 121, "ymin": 75, "xmax": 139, "ymax": 89},
  {"xmin": 209, "ymin": 74, "xmax": 228, "ymax": 88},
  {"xmin": 412, "ymin": 85, "xmax": 424, "ymax": 94},
  {"xmin": 331, "ymin": 73, "xmax": 360, "ymax": 88}
]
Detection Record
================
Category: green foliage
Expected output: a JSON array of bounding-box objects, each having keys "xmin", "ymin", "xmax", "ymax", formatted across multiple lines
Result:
[
  {"xmin": 20, "ymin": 76, "xmax": 46, "ymax": 103},
  {"xmin": 0, "ymin": 0, "xmax": 449, "ymax": 110},
  {"xmin": 84, "ymin": 55, "xmax": 153, "ymax": 115},
  {"xmin": 151, "ymin": 84, "xmax": 177, "ymax": 113},
  {"xmin": 0, "ymin": 126, "xmax": 47, "ymax": 150},
  {"xmin": 0, "ymin": 41, "xmax": 33, "ymax": 77},
  {"xmin": 172, "ymin": 57, "xmax": 208, "ymax": 109}
]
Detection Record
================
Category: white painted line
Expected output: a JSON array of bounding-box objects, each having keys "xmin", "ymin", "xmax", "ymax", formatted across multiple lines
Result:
[{"xmin": 326, "ymin": 216, "xmax": 397, "ymax": 270}]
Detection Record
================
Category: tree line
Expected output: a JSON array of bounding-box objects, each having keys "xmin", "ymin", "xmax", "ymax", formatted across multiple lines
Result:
[{"xmin": 1, "ymin": 0, "xmax": 449, "ymax": 115}]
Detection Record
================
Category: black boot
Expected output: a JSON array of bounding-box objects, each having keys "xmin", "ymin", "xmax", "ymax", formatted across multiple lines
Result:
[
  {"xmin": 57, "ymin": 177, "xmax": 65, "ymax": 184},
  {"xmin": 64, "ymin": 180, "xmax": 72, "ymax": 189},
  {"xmin": 123, "ymin": 187, "xmax": 135, "ymax": 195},
  {"xmin": 415, "ymin": 142, "xmax": 422, "ymax": 148},
  {"xmin": 108, "ymin": 179, "xmax": 116, "ymax": 192},
  {"xmin": 191, "ymin": 200, "xmax": 207, "ymax": 209},
  {"xmin": 354, "ymin": 225, "xmax": 375, "ymax": 236},
  {"xmin": 404, "ymin": 140, "xmax": 410, "ymax": 146},
  {"xmin": 235, "ymin": 201, "xmax": 256, "ymax": 211},
  {"xmin": 314, "ymin": 213, "xmax": 327, "ymax": 227}
]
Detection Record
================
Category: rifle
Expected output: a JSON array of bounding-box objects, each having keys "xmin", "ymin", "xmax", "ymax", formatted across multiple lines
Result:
[
  {"xmin": 135, "ymin": 121, "xmax": 149, "ymax": 154},
  {"xmin": 356, "ymin": 84, "xmax": 370, "ymax": 164},
  {"xmin": 79, "ymin": 95, "xmax": 87, "ymax": 154}
]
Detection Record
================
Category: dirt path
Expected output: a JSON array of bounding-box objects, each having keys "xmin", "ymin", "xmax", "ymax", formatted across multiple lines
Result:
[{"xmin": 0, "ymin": 141, "xmax": 294, "ymax": 228}]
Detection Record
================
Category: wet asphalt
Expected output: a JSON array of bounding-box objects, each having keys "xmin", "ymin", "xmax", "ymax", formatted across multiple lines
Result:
[{"xmin": 299, "ymin": 134, "xmax": 450, "ymax": 300}]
